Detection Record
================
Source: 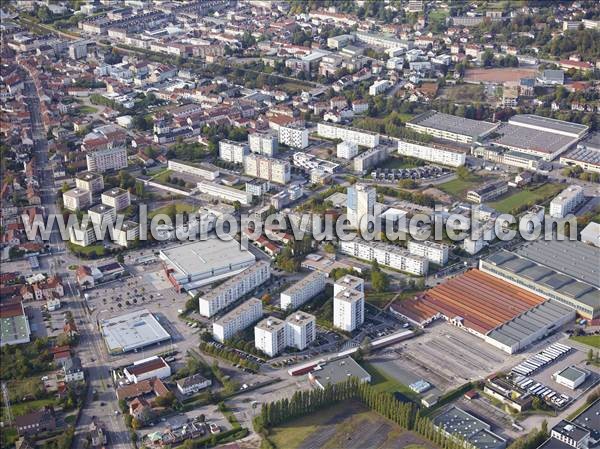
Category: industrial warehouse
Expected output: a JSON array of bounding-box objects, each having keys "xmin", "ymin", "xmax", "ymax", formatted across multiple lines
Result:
[
  {"xmin": 480, "ymin": 240, "xmax": 600, "ymax": 319},
  {"xmin": 391, "ymin": 270, "xmax": 574, "ymax": 354},
  {"xmin": 99, "ymin": 309, "xmax": 171, "ymax": 355}
]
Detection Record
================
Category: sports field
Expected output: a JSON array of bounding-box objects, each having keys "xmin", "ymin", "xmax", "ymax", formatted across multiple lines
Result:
[
  {"xmin": 269, "ymin": 401, "xmax": 437, "ymax": 449},
  {"xmin": 488, "ymin": 183, "xmax": 564, "ymax": 213},
  {"xmin": 464, "ymin": 67, "xmax": 537, "ymax": 83}
]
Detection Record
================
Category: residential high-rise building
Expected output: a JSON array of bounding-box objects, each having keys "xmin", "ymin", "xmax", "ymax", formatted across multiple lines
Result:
[
  {"xmin": 212, "ymin": 298, "xmax": 263, "ymax": 343},
  {"xmin": 333, "ymin": 275, "xmax": 365, "ymax": 332},
  {"xmin": 337, "ymin": 141, "xmax": 358, "ymax": 159},
  {"xmin": 63, "ymin": 188, "xmax": 92, "ymax": 211},
  {"xmin": 317, "ymin": 123, "xmax": 380, "ymax": 148},
  {"xmin": 219, "ymin": 139, "xmax": 249, "ymax": 164},
  {"xmin": 285, "ymin": 311, "xmax": 316, "ymax": 351},
  {"xmin": 249, "ymin": 133, "xmax": 278, "ymax": 156},
  {"xmin": 86, "ymin": 146, "xmax": 128, "ymax": 173},
  {"xmin": 254, "ymin": 317, "xmax": 286, "ymax": 357},
  {"xmin": 198, "ymin": 261, "xmax": 270, "ymax": 317},
  {"xmin": 254, "ymin": 311, "xmax": 317, "ymax": 356},
  {"xmin": 75, "ymin": 171, "xmax": 104, "ymax": 193},
  {"xmin": 278, "ymin": 124, "xmax": 309, "ymax": 149},
  {"xmin": 101, "ymin": 187, "xmax": 131, "ymax": 211},
  {"xmin": 347, "ymin": 184, "xmax": 376, "ymax": 229},
  {"xmin": 280, "ymin": 271, "xmax": 326, "ymax": 310},
  {"xmin": 244, "ymin": 154, "xmax": 291, "ymax": 184}
]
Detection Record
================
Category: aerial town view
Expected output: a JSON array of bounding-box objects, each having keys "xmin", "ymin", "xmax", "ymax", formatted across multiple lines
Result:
[{"xmin": 1, "ymin": 1, "xmax": 600, "ymax": 449}]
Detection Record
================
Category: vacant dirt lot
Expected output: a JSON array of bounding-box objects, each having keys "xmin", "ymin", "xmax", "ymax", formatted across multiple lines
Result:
[{"xmin": 464, "ymin": 67, "xmax": 538, "ymax": 83}]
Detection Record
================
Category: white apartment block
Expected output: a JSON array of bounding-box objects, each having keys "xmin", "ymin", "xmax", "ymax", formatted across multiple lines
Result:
[
  {"xmin": 86, "ymin": 146, "xmax": 128, "ymax": 173},
  {"xmin": 317, "ymin": 123, "xmax": 380, "ymax": 148},
  {"xmin": 369, "ymin": 79, "xmax": 392, "ymax": 96},
  {"xmin": 69, "ymin": 226, "xmax": 96, "ymax": 247},
  {"xmin": 337, "ymin": 141, "xmax": 358, "ymax": 159},
  {"xmin": 254, "ymin": 316, "xmax": 286, "ymax": 357},
  {"xmin": 63, "ymin": 188, "xmax": 92, "ymax": 211},
  {"xmin": 285, "ymin": 311, "xmax": 316, "ymax": 351},
  {"xmin": 197, "ymin": 180, "xmax": 252, "ymax": 206},
  {"xmin": 212, "ymin": 298, "xmax": 263, "ymax": 343},
  {"xmin": 279, "ymin": 125, "xmax": 309, "ymax": 149},
  {"xmin": 168, "ymin": 159, "xmax": 219, "ymax": 181},
  {"xmin": 397, "ymin": 140, "xmax": 466, "ymax": 167},
  {"xmin": 88, "ymin": 204, "xmax": 116, "ymax": 226},
  {"xmin": 549, "ymin": 185, "xmax": 585, "ymax": 218},
  {"xmin": 113, "ymin": 220, "xmax": 139, "ymax": 247},
  {"xmin": 101, "ymin": 187, "xmax": 130, "ymax": 211},
  {"xmin": 75, "ymin": 171, "xmax": 104, "ymax": 193},
  {"xmin": 198, "ymin": 262, "xmax": 271, "ymax": 317},
  {"xmin": 347, "ymin": 184, "xmax": 376, "ymax": 229},
  {"xmin": 219, "ymin": 139, "xmax": 249, "ymax": 164},
  {"xmin": 254, "ymin": 311, "xmax": 316, "ymax": 356},
  {"xmin": 339, "ymin": 240, "xmax": 429, "ymax": 275},
  {"xmin": 249, "ymin": 133, "xmax": 278, "ymax": 156},
  {"xmin": 407, "ymin": 240, "xmax": 449, "ymax": 265},
  {"xmin": 333, "ymin": 275, "xmax": 365, "ymax": 332},
  {"xmin": 280, "ymin": 271, "xmax": 326, "ymax": 310},
  {"xmin": 244, "ymin": 154, "xmax": 291, "ymax": 185}
]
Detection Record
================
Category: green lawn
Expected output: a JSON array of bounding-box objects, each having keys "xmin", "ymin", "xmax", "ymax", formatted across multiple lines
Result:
[
  {"xmin": 78, "ymin": 105, "xmax": 98, "ymax": 114},
  {"xmin": 365, "ymin": 291, "xmax": 397, "ymax": 309},
  {"xmin": 438, "ymin": 176, "xmax": 483, "ymax": 198},
  {"xmin": 489, "ymin": 183, "xmax": 564, "ymax": 213},
  {"xmin": 148, "ymin": 203, "xmax": 197, "ymax": 219},
  {"xmin": 2, "ymin": 398, "xmax": 57, "ymax": 420},
  {"xmin": 362, "ymin": 362, "xmax": 419, "ymax": 401},
  {"xmin": 378, "ymin": 156, "xmax": 422, "ymax": 169},
  {"xmin": 68, "ymin": 242, "xmax": 106, "ymax": 257},
  {"xmin": 438, "ymin": 84, "xmax": 486, "ymax": 103},
  {"xmin": 269, "ymin": 403, "xmax": 349, "ymax": 449},
  {"xmin": 570, "ymin": 335, "xmax": 600, "ymax": 349}
]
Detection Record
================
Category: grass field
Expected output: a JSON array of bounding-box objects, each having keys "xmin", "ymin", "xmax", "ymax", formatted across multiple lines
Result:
[
  {"xmin": 269, "ymin": 401, "xmax": 437, "ymax": 449},
  {"xmin": 378, "ymin": 156, "xmax": 422, "ymax": 169},
  {"xmin": 365, "ymin": 291, "xmax": 397, "ymax": 309},
  {"xmin": 148, "ymin": 203, "xmax": 197, "ymax": 219},
  {"xmin": 78, "ymin": 105, "xmax": 98, "ymax": 114},
  {"xmin": 570, "ymin": 335, "xmax": 600, "ymax": 349},
  {"xmin": 362, "ymin": 362, "xmax": 419, "ymax": 402},
  {"xmin": 279, "ymin": 81, "xmax": 313, "ymax": 94},
  {"xmin": 438, "ymin": 84, "xmax": 485, "ymax": 103},
  {"xmin": 489, "ymin": 183, "xmax": 564, "ymax": 213},
  {"xmin": 438, "ymin": 176, "xmax": 484, "ymax": 198},
  {"xmin": 2, "ymin": 398, "xmax": 57, "ymax": 420}
]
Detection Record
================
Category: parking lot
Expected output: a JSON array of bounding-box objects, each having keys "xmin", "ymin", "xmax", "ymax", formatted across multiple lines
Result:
[{"xmin": 528, "ymin": 345, "xmax": 599, "ymax": 401}]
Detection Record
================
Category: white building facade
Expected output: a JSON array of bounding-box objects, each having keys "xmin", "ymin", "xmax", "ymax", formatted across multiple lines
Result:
[
  {"xmin": 212, "ymin": 298, "xmax": 263, "ymax": 343},
  {"xmin": 280, "ymin": 271, "xmax": 326, "ymax": 310}
]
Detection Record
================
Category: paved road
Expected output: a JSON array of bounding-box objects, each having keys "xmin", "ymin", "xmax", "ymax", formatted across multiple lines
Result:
[{"xmin": 21, "ymin": 68, "xmax": 133, "ymax": 449}]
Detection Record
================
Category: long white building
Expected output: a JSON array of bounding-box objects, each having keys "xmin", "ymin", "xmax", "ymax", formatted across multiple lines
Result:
[
  {"xmin": 333, "ymin": 275, "xmax": 365, "ymax": 332},
  {"xmin": 198, "ymin": 261, "xmax": 271, "ymax": 317},
  {"xmin": 280, "ymin": 271, "xmax": 326, "ymax": 310},
  {"xmin": 397, "ymin": 140, "xmax": 466, "ymax": 167},
  {"xmin": 407, "ymin": 240, "xmax": 450, "ymax": 265},
  {"xmin": 244, "ymin": 154, "xmax": 291, "ymax": 184},
  {"xmin": 549, "ymin": 185, "xmax": 585, "ymax": 218},
  {"xmin": 339, "ymin": 240, "xmax": 429, "ymax": 275},
  {"xmin": 168, "ymin": 159, "xmax": 220, "ymax": 181},
  {"xmin": 279, "ymin": 124, "xmax": 309, "ymax": 149},
  {"xmin": 197, "ymin": 180, "xmax": 252, "ymax": 206},
  {"xmin": 317, "ymin": 122, "xmax": 380, "ymax": 148},
  {"xmin": 86, "ymin": 146, "xmax": 128, "ymax": 172},
  {"xmin": 212, "ymin": 298, "xmax": 263, "ymax": 343}
]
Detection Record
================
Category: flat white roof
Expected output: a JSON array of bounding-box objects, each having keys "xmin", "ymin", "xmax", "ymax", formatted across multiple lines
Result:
[
  {"xmin": 100, "ymin": 309, "xmax": 171, "ymax": 354},
  {"xmin": 159, "ymin": 238, "xmax": 255, "ymax": 277}
]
